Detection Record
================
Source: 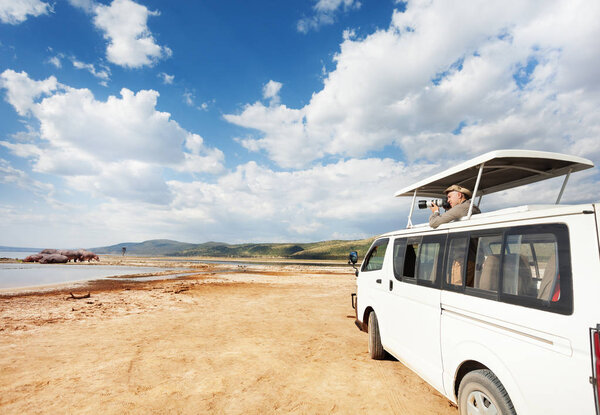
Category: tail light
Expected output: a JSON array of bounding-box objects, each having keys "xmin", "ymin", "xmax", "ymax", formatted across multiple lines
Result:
[{"xmin": 591, "ymin": 325, "xmax": 600, "ymax": 414}]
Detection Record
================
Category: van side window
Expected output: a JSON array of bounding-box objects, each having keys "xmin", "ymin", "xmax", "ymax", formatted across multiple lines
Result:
[
  {"xmin": 393, "ymin": 239, "xmax": 407, "ymax": 280},
  {"xmin": 442, "ymin": 225, "xmax": 572, "ymax": 314},
  {"xmin": 403, "ymin": 238, "xmax": 420, "ymax": 279},
  {"xmin": 472, "ymin": 234, "xmax": 503, "ymax": 292},
  {"xmin": 502, "ymin": 231, "xmax": 563, "ymax": 301},
  {"xmin": 416, "ymin": 236, "xmax": 445, "ymax": 285},
  {"xmin": 362, "ymin": 238, "xmax": 389, "ymax": 272},
  {"xmin": 445, "ymin": 237, "xmax": 468, "ymax": 287}
]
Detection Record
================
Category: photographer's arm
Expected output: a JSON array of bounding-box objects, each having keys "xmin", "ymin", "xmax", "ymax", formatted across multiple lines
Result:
[{"xmin": 429, "ymin": 204, "xmax": 465, "ymax": 229}]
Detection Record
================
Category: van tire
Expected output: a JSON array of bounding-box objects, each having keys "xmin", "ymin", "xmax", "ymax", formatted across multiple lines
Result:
[
  {"xmin": 458, "ymin": 369, "xmax": 516, "ymax": 415},
  {"xmin": 368, "ymin": 312, "xmax": 385, "ymax": 360}
]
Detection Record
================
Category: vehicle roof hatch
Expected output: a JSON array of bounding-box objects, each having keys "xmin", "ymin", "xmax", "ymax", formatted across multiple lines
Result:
[{"xmin": 395, "ymin": 149, "xmax": 594, "ymax": 228}]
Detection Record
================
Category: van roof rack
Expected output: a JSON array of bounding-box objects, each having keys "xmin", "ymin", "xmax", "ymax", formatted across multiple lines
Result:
[{"xmin": 395, "ymin": 149, "xmax": 594, "ymax": 228}]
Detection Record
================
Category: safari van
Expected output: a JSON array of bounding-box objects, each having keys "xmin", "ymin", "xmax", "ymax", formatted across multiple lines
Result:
[{"xmin": 351, "ymin": 150, "xmax": 600, "ymax": 415}]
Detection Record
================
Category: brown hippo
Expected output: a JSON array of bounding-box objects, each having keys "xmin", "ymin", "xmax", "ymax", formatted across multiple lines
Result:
[
  {"xmin": 40, "ymin": 248, "xmax": 59, "ymax": 254},
  {"xmin": 23, "ymin": 254, "xmax": 44, "ymax": 262},
  {"xmin": 38, "ymin": 254, "xmax": 69, "ymax": 264},
  {"xmin": 58, "ymin": 249, "xmax": 83, "ymax": 262},
  {"xmin": 80, "ymin": 251, "xmax": 100, "ymax": 262}
]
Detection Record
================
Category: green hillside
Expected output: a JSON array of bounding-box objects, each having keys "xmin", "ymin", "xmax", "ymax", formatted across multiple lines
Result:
[
  {"xmin": 92, "ymin": 239, "xmax": 197, "ymax": 256},
  {"xmin": 93, "ymin": 237, "xmax": 376, "ymax": 261}
]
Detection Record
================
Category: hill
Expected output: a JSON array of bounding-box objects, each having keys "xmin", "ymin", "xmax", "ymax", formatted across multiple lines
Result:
[
  {"xmin": 92, "ymin": 238, "xmax": 375, "ymax": 260},
  {"xmin": 91, "ymin": 239, "xmax": 198, "ymax": 256}
]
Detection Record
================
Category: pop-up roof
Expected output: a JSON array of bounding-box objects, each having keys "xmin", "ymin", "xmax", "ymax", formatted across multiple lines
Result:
[
  {"xmin": 395, "ymin": 149, "xmax": 594, "ymax": 228},
  {"xmin": 395, "ymin": 149, "xmax": 593, "ymax": 198}
]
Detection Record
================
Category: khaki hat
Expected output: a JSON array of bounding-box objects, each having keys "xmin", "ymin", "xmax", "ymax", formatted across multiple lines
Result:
[{"xmin": 444, "ymin": 184, "xmax": 472, "ymax": 198}]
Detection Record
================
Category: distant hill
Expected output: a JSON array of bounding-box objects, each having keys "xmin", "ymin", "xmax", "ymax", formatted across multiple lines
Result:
[
  {"xmin": 92, "ymin": 238, "xmax": 375, "ymax": 260},
  {"xmin": 91, "ymin": 239, "xmax": 198, "ymax": 256}
]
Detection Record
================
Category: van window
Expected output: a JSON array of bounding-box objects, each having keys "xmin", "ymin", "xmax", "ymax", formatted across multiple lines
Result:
[
  {"xmin": 472, "ymin": 234, "xmax": 503, "ymax": 292},
  {"xmin": 393, "ymin": 239, "xmax": 407, "ymax": 280},
  {"xmin": 441, "ymin": 225, "xmax": 573, "ymax": 313},
  {"xmin": 502, "ymin": 232, "xmax": 563, "ymax": 301},
  {"xmin": 445, "ymin": 237, "xmax": 468, "ymax": 287},
  {"xmin": 402, "ymin": 238, "xmax": 420, "ymax": 279},
  {"xmin": 362, "ymin": 238, "xmax": 389, "ymax": 272},
  {"xmin": 416, "ymin": 236, "xmax": 445, "ymax": 285}
]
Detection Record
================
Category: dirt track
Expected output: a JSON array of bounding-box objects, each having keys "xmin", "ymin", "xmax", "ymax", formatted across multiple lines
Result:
[{"xmin": 0, "ymin": 261, "xmax": 458, "ymax": 414}]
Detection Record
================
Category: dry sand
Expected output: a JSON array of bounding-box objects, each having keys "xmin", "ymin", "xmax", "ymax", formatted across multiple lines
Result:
[{"xmin": 0, "ymin": 258, "xmax": 458, "ymax": 414}]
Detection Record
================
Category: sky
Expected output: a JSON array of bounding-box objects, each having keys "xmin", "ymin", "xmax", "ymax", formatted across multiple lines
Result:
[{"xmin": 0, "ymin": 0, "xmax": 599, "ymax": 249}]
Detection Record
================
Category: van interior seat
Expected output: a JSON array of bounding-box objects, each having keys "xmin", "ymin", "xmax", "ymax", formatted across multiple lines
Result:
[
  {"xmin": 538, "ymin": 252, "xmax": 558, "ymax": 301},
  {"xmin": 477, "ymin": 254, "xmax": 500, "ymax": 291},
  {"xmin": 502, "ymin": 253, "xmax": 535, "ymax": 296}
]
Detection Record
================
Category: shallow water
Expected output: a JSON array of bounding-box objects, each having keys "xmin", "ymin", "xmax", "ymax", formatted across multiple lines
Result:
[
  {"xmin": 0, "ymin": 263, "xmax": 178, "ymax": 289},
  {"xmin": 0, "ymin": 251, "xmax": 38, "ymax": 260}
]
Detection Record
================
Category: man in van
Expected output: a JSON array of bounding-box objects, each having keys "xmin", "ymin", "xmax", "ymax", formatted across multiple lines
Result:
[{"xmin": 429, "ymin": 185, "xmax": 480, "ymax": 229}]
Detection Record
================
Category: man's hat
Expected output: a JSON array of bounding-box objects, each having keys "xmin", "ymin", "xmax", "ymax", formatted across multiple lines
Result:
[{"xmin": 444, "ymin": 184, "xmax": 472, "ymax": 198}]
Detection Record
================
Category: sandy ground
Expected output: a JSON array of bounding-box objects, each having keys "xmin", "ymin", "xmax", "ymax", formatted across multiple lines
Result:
[{"xmin": 0, "ymin": 258, "xmax": 458, "ymax": 414}]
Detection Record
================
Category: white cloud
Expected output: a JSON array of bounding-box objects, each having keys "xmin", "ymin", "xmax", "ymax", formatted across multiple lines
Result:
[
  {"xmin": 1, "ymin": 157, "xmax": 425, "ymax": 246},
  {"xmin": 225, "ymin": 102, "xmax": 310, "ymax": 168},
  {"xmin": 165, "ymin": 157, "xmax": 427, "ymax": 242},
  {"xmin": 71, "ymin": 58, "xmax": 111, "ymax": 83},
  {"xmin": 67, "ymin": 0, "xmax": 94, "ymax": 14},
  {"xmin": 47, "ymin": 55, "xmax": 62, "ymax": 68},
  {"xmin": 228, "ymin": 0, "xmax": 600, "ymax": 169},
  {"xmin": 159, "ymin": 72, "xmax": 174, "ymax": 84},
  {"xmin": 0, "ymin": 0, "xmax": 50, "ymax": 24},
  {"xmin": 0, "ymin": 69, "xmax": 57, "ymax": 116},
  {"xmin": 183, "ymin": 90, "xmax": 213, "ymax": 112},
  {"xmin": 0, "ymin": 158, "xmax": 53, "ymax": 198},
  {"xmin": 69, "ymin": 0, "xmax": 170, "ymax": 68},
  {"xmin": 94, "ymin": 0, "xmax": 170, "ymax": 68},
  {"xmin": 183, "ymin": 90, "xmax": 194, "ymax": 106},
  {"xmin": 178, "ymin": 133, "xmax": 225, "ymax": 174},
  {"xmin": 0, "ymin": 70, "xmax": 225, "ymax": 203},
  {"xmin": 297, "ymin": 0, "xmax": 361, "ymax": 33},
  {"xmin": 262, "ymin": 80, "xmax": 282, "ymax": 105},
  {"xmin": 65, "ymin": 160, "xmax": 173, "ymax": 204}
]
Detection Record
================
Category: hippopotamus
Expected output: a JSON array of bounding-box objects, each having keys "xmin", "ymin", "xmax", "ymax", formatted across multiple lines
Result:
[
  {"xmin": 58, "ymin": 249, "xmax": 83, "ymax": 262},
  {"xmin": 79, "ymin": 250, "xmax": 100, "ymax": 262},
  {"xmin": 23, "ymin": 254, "xmax": 44, "ymax": 262},
  {"xmin": 38, "ymin": 254, "xmax": 69, "ymax": 264},
  {"xmin": 40, "ymin": 248, "xmax": 58, "ymax": 254}
]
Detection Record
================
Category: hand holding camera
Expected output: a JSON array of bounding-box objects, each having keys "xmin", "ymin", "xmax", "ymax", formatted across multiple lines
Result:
[{"xmin": 418, "ymin": 197, "xmax": 451, "ymax": 211}]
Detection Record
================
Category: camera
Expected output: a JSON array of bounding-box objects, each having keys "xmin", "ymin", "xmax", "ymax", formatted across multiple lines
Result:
[{"xmin": 418, "ymin": 197, "xmax": 451, "ymax": 210}]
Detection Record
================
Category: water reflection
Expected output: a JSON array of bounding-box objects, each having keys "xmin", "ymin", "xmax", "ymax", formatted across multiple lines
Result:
[{"xmin": 0, "ymin": 263, "xmax": 178, "ymax": 289}]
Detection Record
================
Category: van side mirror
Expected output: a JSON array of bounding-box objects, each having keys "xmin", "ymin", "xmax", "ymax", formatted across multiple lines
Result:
[{"xmin": 348, "ymin": 251, "xmax": 359, "ymax": 277}]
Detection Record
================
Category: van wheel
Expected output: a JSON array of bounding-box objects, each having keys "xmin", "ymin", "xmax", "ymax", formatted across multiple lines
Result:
[
  {"xmin": 368, "ymin": 312, "xmax": 385, "ymax": 360},
  {"xmin": 458, "ymin": 369, "xmax": 515, "ymax": 415}
]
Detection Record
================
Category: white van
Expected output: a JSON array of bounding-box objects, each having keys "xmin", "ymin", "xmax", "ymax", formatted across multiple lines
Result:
[{"xmin": 352, "ymin": 150, "xmax": 600, "ymax": 415}]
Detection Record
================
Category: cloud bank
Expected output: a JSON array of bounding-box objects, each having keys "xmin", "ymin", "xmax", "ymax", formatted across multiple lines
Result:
[
  {"xmin": 0, "ymin": 70, "xmax": 224, "ymax": 205},
  {"xmin": 231, "ymin": 0, "xmax": 600, "ymax": 168}
]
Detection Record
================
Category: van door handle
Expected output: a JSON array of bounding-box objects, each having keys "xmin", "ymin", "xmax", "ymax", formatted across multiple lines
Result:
[
  {"xmin": 389, "ymin": 280, "xmax": 393, "ymax": 291},
  {"xmin": 376, "ymin": 279, "xmax": 382, "ymax": 284}
]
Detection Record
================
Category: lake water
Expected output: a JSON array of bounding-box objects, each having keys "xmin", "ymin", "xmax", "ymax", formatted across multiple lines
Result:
[
  {"xmin": 0, "ymin": 263, "xmax": 177, "ymax": 290},
  {"xmin": 0, "ymin": 251, "xmax": 39, "ymax": 260}
]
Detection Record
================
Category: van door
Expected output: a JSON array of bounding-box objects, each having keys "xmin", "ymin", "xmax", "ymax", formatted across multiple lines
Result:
[
  {"xmin": 358, "ymin": 238, "xmax": 391, "ymax": 337},
  {"xmin": 385, "ymin": 233, "xmax": 446, "ymax": 394}
]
